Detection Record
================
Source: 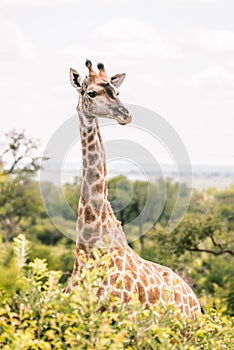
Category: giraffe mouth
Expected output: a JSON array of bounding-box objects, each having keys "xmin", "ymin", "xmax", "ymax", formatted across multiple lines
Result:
[{"xmin": 117, "ymin": 115, "xmax": 132, "ymax": 125}]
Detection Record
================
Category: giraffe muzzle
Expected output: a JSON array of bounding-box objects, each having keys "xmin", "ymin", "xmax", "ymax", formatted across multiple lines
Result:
[{"xmin": 115, "ymin": 106, "xmax": 132, "ymax": 125}]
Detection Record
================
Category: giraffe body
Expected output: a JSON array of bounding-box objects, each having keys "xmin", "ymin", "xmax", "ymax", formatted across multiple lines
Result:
[{"xmin": 68, "ymin": 60, "xmax": 201, "ymax": 316}]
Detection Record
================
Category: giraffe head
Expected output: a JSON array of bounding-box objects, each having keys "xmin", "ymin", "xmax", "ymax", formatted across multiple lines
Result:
[{"xmin": 70, "ymin": 59, "xmax": 132, "ymax": 125}]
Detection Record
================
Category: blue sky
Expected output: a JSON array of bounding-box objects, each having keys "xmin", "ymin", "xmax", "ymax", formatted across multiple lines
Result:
[{"xmin": 0, "ymin": 0, "xmax": 234, "ymax": 165}]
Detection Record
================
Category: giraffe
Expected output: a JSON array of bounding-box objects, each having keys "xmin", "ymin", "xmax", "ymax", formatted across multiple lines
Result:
[{"xmin": 67, "ymin": 59, "xmax": 201, "ymax": 317}]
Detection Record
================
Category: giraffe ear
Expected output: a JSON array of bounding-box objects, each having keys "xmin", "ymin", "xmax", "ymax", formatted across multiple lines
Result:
[
  {"xmin": 70, "ymin": 68, "xmax": 81, "ymax": 89},
  {"xmin": 110, "ymin": 73, "xmax": 126, "ymax": 88}
]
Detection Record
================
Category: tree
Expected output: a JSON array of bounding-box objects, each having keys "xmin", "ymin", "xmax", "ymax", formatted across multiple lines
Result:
[
  {"xmin": 0, "ymin": 176, "xmax": 43, "ymax": 242},
  {"xmin": 213, "ymin": 185, "xmax": 234, "ymax": 231},
  {"xmin": 124, "ymin": 180, "xmax": 160, "ymax": 251},
  {"xmin": 171, "ymin": 213, "xmax": 234, "ymax": 257},
  {"xmin": 0, "ymin": 129, "xmax": 41, "ymax": 175},
  {"xmin": 63, "ymin": 177, "xmax": 81, "ymax": 220},
  {"xmin": 108, "ymin": 176, "xmax": 133, "ymax": 226},
  {"xmin": 40, "ymin": 179, "xmax": 80, "ymax": 222},
  {"xmin": 0, "ymin": 130, "xmax": 43, "ymax": 242}
]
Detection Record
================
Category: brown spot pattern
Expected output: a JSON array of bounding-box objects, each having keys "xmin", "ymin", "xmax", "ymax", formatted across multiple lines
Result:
[
  {"xmin": 88, "ymin": 143, "xmax": 95, "ymax": 152},
  {"xmin": 189, "ymin": 296, "xmax": 196, "ymax": 307},
  {"xmin": 138, "ymin": 282, "xmax": 147, "ymax": 304},
  {"xmin": 163, "ymin": 271, "xmax": 170, "ymax": 284},
  {"xmin": 88, "ymin": 134, "xmax": 94, "ymax": 143},
  {"xmin": 87, "ymin": 153, "xmax": 98, "ymax": 165},
  {"xmin": 148, "ymin": 287, "xmax": 160, "ymax": 304},
  {"xmin": 124, "ymin": 275, "xmax": 134, "ymax": 291},
  {"xmin": 81, "ymin": 138, "xmax": 86, "ymax": 147},
  {"xmin": 101, "ymin": 210, "xmax": 107, "ymax": 221},
  {"xmin": 84, "ymin": 205, "xmax": 96, "ymax": 223},
  {"xmin": 87, "ymin": 168, "xmax": 98, "ymax": 184},
  {"xmin": 114, "ymin": 257, "xmax": 123, "ymax": 270},
  {"xmin": 175, "ymin": 292, "xmax": 181, "ymax": 303},
  {"xmin": 83, "ymin": 227, "xmax": 92, "ymax": 240},
  {"xmin": 82, "ymin": 182, "xmax": 89, "ymax": 201},
  {"xmin": 110, "ymin": 273, "xmax": 120, "ymax": 285}
]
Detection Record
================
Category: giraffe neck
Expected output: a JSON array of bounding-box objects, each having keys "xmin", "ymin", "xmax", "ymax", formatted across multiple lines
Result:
[
  {"xmin": 80, "ymin": 115, "xmax": 107, "ymax": 200},
  {"xmin": 77, "ymin": 110, "xmax": 127, "ymax": 249}
]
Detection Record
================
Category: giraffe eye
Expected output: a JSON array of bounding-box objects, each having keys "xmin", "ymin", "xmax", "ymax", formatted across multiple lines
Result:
[{"xmin": 88, "ymin": 91, "xmax": 97, "ymax": 98}]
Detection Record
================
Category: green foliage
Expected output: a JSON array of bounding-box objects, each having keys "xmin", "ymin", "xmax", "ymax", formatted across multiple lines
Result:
[
  {"xmin": 0, "ymin": 130, "xmax": 44, "ymax": 242},
  {"xmin": 226, "ymin": 277, "xmax": 234, "ymax": 316},
  {"xmin": 108, "ymin": 176, "xmax": 133, "ymax": 225},
  {"xmin": 0, "ymin": 175, "xmax": 43, "ymax": 242},
  {"xmin": 27, "ymin": 218, "xmax": 63, "ymax": 246},
  {"xmin": 171, "ymin": 212, "xmax": 232, "ymax": 256},
  {"xmin": 13, "ymin": 234, "xmax": 30, "ymax": 270},
  {"xmin": 0, "ymin": 236, "xmax": 233, "ymax": 350},
  {"xmin": 131, "ymin": 187, "xmax": 234, "ymax": 315},
  {"xmin": 1, "ymin": 130, "xmax": 234, "ymax": 346},
  {"xmin": 63, "ymin": 179, "xmax": 80, "ymax": 219},
  {"xmin": 30, "ymin": 244, "xmax": 74, "ymax": 276},
  {"xmin": 213, "ymin": 185, "xmax": 234, "ymax": 231}
]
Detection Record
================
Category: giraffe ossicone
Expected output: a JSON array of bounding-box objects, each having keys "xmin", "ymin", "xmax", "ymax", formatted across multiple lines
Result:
[{"xmin": 67, "ymin": 59, "xmax": 201, "ymax": 316}]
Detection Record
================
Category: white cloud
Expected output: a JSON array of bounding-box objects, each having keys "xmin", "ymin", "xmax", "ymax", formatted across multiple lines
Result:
[
  {"xmin": 187, "ymin": 66, "xmax": 234, "ymax": 89},
  {"xmin": 2, "ymin": 0, "xmax": 70, "ymax": 7},
  {"xmin": 197, "ymin": 29, "xmax": 234, "ymax": 55},
  {"xmin": 93, "ymin": 18, "xmax": 180, "ymax": 59},
  {"xmin": 0, "ymin": 2, "xmax": 233, "ymax": 167},
  {"xmin": 60, "ymin": 18, "xmax": 181, "ymax": 99},
  {"xmin": 94, "ymin": 19, "xmax": 152, "ymax": 41},
  {"xmin": 62, "ymin": 18, "xmax": 181, "ymax": 62},
  {"xmin": 0, "ymin": 20, "xmax": 35, "ymax": 60},
  {"xmin": 180, "ymin": 29, "xmax": 234, "ymax": 56},
  {"xmin": 91, "ymin": 20, "xmax": 234, "ymax": 62}
]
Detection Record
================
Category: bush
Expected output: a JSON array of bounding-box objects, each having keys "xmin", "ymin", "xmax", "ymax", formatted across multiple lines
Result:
[{"xmin": 0, "ymin": 235, "xmax": 233, "ymax": 349}]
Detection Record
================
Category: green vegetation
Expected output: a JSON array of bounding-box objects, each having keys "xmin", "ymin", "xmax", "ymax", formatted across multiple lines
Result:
[
  {"xmin": 0, "ymin": 130, "xmax": 233, "ymax": 348},
  {"xmin": 0, "ymin": 236, "xmax": 233, "ymax": 349}
]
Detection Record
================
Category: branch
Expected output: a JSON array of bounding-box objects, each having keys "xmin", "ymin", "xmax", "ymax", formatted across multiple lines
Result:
[
  {"xmin": 152, "ymin": 207, "xmax": 166, "ymax": 230},
  {"xmin": 0, "ymin": 130, "xmax": 41, "ymax": 175},
  {"xmin": 187, "ymin": 247, "xmax": 234, "ymax": 256},
  {"xmin": 209, "ymin": 232, "xmax": 227, "ymax": 252},
  {"xmin": 5, "ymin": 155, "xmax": 23, "ymax": 174}
]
